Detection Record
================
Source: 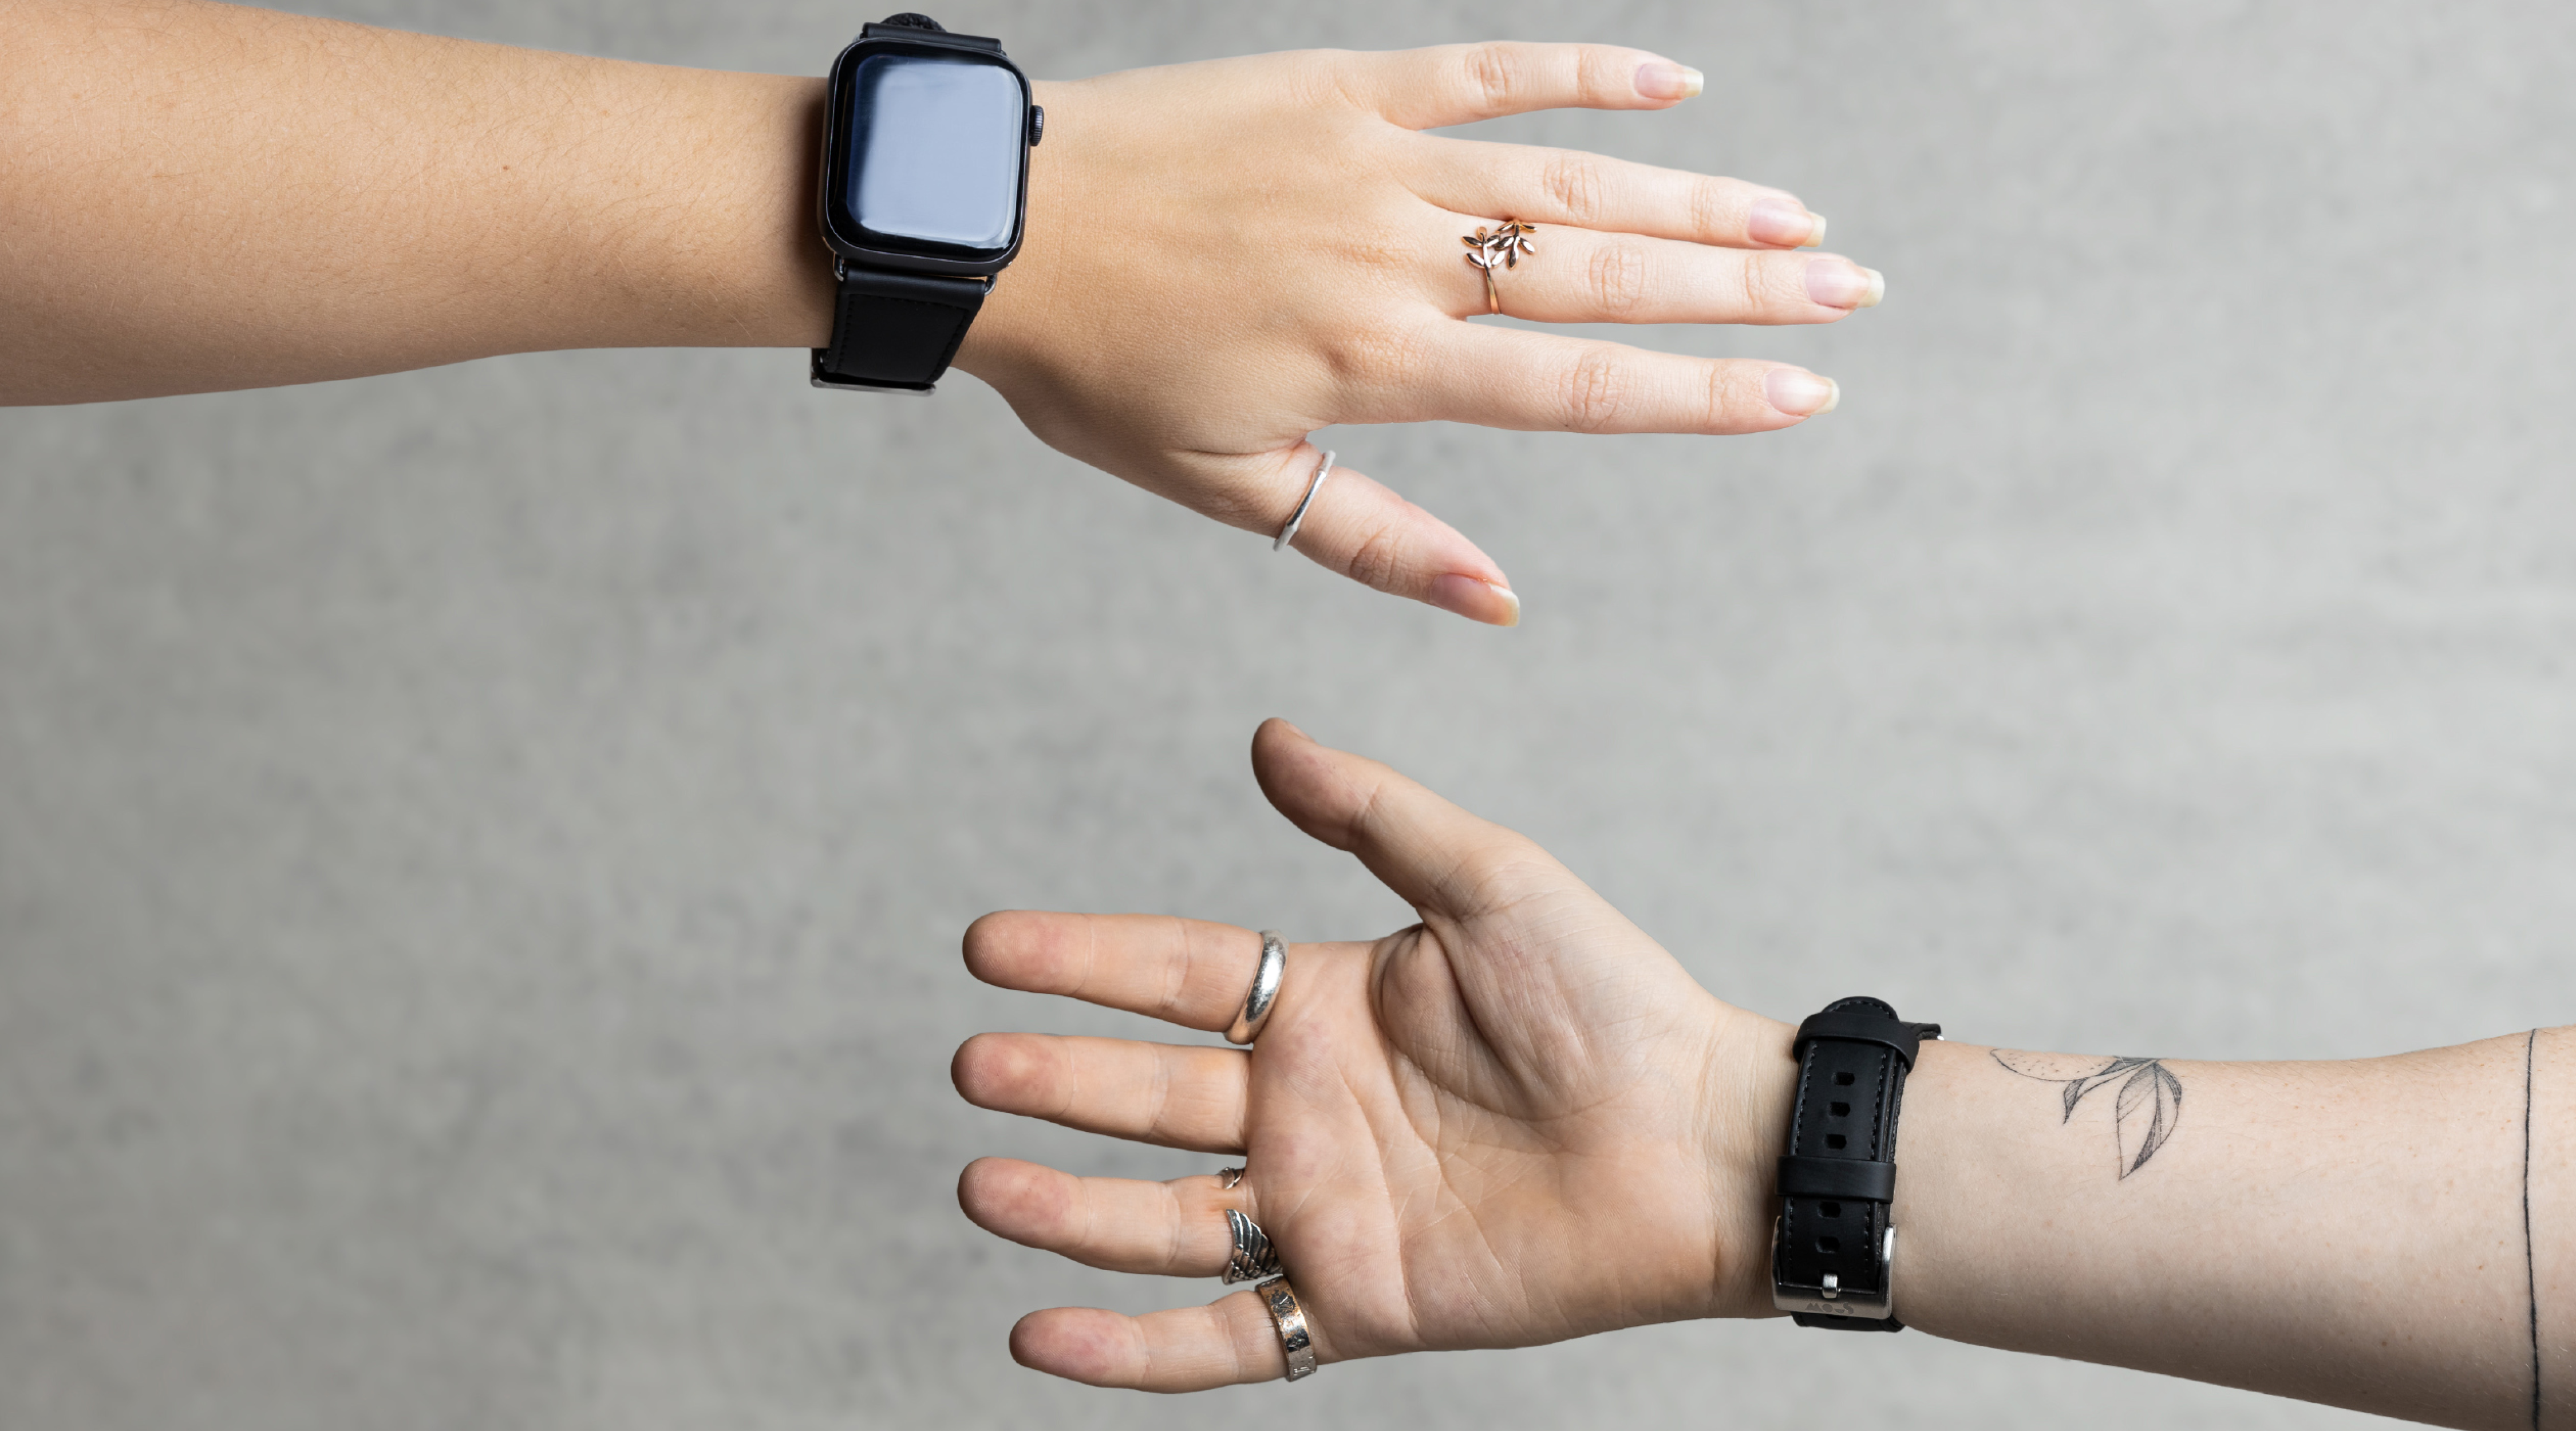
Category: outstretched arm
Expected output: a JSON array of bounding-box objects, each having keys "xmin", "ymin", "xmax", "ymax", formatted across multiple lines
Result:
[
  {"xmin": 1903, "ymin": 1031, "xmax": 2561, "ymax": 1427},
  {"xmin": 0, "ymin": 0, "xmax": 834, "ymax": 400},
  {"xmin": 955, "ymin": 720, "xmax": 2567, "ymax": 1428},
  {"xmin": 3, "ymin": 1, "xmax": 1883, "ymax": 623}
]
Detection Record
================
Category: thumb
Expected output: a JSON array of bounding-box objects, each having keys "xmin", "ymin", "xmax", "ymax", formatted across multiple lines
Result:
[
  {"xmin": 1266, "ymin": 448, "xmax": 1520, "ymax": 627},
  {"xmin": 1249, "ymin": 718, "xmax": 1568, "ymax": 919}
]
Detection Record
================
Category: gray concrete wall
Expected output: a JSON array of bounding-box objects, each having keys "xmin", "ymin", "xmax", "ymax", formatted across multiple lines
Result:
[{"xmin": 6, "ymin": 2, "xmax": 2575, "ymax": 1426}]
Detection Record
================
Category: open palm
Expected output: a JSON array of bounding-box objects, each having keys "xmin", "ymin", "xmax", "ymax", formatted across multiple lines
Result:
[{"xmin": 953, "ymin": 720, "xmax": 1793, "ymax": 1389}]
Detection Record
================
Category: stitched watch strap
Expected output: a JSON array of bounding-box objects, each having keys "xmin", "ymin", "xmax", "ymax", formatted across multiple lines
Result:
[
  {"xmin": 1774, "ymin": 995, "xmax": 1939, "ymax": 1331},
  {"xmin": 810, "ymin": 266, "xmax": 988, "ymax": 392}
]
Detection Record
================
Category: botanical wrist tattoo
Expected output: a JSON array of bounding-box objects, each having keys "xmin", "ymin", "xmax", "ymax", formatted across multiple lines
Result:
[{"xmin": 1992, "ymin": 1051, "xmax": 2184, "ymax": 1178}]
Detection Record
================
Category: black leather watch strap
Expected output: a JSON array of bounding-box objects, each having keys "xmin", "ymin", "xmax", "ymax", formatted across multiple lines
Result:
[
  {"xmin": 810, "ymin": 265, "xmax": 989, "ymax": 393},
  {"xmin": 1773, "ymin": 995, "xmax": 1939, "ymax": 1331}
]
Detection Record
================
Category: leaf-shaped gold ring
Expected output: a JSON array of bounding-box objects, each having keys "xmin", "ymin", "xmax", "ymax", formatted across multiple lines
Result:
[{"xmin": 1462, "ymin": 220, "xmax": 1539, "ymax": 315}]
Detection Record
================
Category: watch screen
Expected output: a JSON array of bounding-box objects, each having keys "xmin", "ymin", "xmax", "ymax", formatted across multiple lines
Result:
[{"xmin": 844, "ymin": 53, "xmax": 1024, "ymax": 254}]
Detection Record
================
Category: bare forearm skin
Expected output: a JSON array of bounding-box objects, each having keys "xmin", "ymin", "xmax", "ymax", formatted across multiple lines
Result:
[
  {"xmin": 0, "ymin": 0, "xmax": 834, "ymax": 404},
  {"xmin": 1875, "ymin": 1031, "xmax": 2572, "ymax": 1429}
]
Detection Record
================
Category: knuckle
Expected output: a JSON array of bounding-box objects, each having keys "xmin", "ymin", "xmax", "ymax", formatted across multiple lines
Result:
[
  {"xmin": 1445, "ymin": 843, "xmax": 1549, "ymax": 911},
  {"xmin": 1705, "ymin": 362, "xmax": 1763, "ymax": 431},
  {"xmin": 1144, "ymin": 1051, "xmax": 1176, "ymax": 1135},
  {"xmin": 1686, "ymin": 176, "xmax": 1732, "ymax": 243},
  {"xmin": 1588, "ymin": 243, "xmax": 1651, "ymax": 317},
  {"xmin": 1162, "ymin": 1192, "xmax": 1190, "ymax": 1272},
  {"xmin": 1340, "ymin": 234, "xmax": 1414, "ymax": 283},
  {"xmin": 1330, "ymin": 321, "xmax": 1433, "ymax": 394},
  {"xmin": 1574, "ymin": 45, "xmax": 1622, "ymax": 107},
  {"xmin": 1341, "ymin": 517, "xmax": 1409, "ymax": 592},
  {"xmin": 1540, "ymin": 151, "xmax": 1607, "ymax": 226},
  {"xmin": 1559, "ymin": 347, "xmax": 1629, "ymax": 433},
  {"xmin": 1455, "ymin": 42, "xmax": 1522, "ymax": 115},
  {"xmin": 1163, "ymin": 921, "xmax": 1202, "ymax": 1020}
]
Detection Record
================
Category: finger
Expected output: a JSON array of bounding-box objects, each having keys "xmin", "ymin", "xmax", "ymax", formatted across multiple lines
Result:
[
  {"xmin": 964, "ymin": 911, "xmax": 1268, "ymax": 1031},
  {"xmin": 953, "ymin": 1033, "xmax": 1248, "ymax": 1152},
  {"xmin": 1344, "ymin": 42, "xmax": 1705, "ymax": 129},
  {"xmin": 1412, "ymin": 138, "xmax": 1828, "ymax": 250},
  {"xmin": 1249, "ymin": 446, "xmax": 1520, "ymax": 626},
  {"xmin": 1428, "ymin": 220, "xmax": 1882, "ymax": 325},
  {"xmin": 1250, "ymin": 717, "xmax": 1566, "ymax": 920},
  {"xmin": 1011, "ymin": 1292, "xmax": 1311, "ymax": 1390},
  {"xmin": 1374, "ymin": 322, "xmax": 1839, "ymax": 436},
  {"xmin": 958, "ymin": 1157, "xmax": 1243, "ymax": 1277}
]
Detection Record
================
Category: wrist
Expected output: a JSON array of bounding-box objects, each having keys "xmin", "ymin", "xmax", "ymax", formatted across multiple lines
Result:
[
  {"xmin": 949, "ymin": 78, "xmax": 1070, "ymax": 385},
  {"xmin": 1698, "ymin": 1006, "xmax": 1800, "ymax": 1320}
]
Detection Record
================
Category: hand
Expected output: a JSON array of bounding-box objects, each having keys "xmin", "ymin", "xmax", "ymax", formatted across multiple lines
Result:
[
  {"xmin": 959, "ymin": 44, "xmax": 1883, "ymax": 626},
  {"xmin": 951, "ymin": 719, "xmax": 1797, "ymax": 1389}
]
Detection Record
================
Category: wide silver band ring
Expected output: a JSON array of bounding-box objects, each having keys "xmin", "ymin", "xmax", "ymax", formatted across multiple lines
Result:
[
  {"xmin": 1256, "ymin": 1276, "xmax": 1318, "ymax": 1382},
  {"xmin": 1222, "ymin": 1208, "xmax": 1282, "ymax": 1284},
  {"xmin": 1272, "ymin": 452, "xmax": 1335, "ymax": 552},
  {"xmin": 1226, "ymin": 931, "xmax": 1287, "ymax": 1045}
]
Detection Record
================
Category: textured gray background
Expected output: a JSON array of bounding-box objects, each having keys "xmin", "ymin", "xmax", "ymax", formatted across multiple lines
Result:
[{"xmin": 5, "ymin": 1, "xmax": 2574, "ymax": 1427}]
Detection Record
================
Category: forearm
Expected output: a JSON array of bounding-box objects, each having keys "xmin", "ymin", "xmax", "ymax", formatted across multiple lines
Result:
[
  {"xmin": 1877, "ymin": 1030, "xmax": 2570, "ymax": 1427},
  {"xmin": 0, "ymin": 0, "xmax": 832, "ymax": 404}
]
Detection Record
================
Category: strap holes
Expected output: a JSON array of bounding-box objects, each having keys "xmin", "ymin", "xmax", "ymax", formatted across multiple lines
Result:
[
  {"xmin": 1816, "ymin": 1236, "xmax": 1840, "ymax": 1255},
  {"xmin": 1825, "ymin": 1133, "xmax": 1847, "ymax": 1149},
  {"xmin": 1833, "ymin": 1071, "xmax": 1856, "ymax": 1086},
  {"xmin": 1829, "ymin": 1101, "xmax": 1850, "ymax": 1117},
  {"xmin": 1819, "ymin": 1201, "xmax": 1842, "ymax": 1218}
]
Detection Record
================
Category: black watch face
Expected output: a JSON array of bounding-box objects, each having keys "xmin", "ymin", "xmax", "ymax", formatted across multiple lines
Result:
[{"xmin": 825, "ymin": 45, "xmax": 1029, "ymax": 266}]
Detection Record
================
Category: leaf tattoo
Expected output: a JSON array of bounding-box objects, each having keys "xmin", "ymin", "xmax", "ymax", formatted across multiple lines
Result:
[{"xmin": 1992, "ymin": 1050, "xmax": 2184, "ymax": 1178}]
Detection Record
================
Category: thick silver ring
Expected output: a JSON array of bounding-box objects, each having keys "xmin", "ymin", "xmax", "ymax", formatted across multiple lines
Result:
[
  {"xmin": 1226, "ymin": 931, "xmax": 1287, "ymax": 1045},
  {"xmin": 1223, "ymin": 1209, "xmax": 1282, "ymax": 1284},
  {"xmin": 1272, "ymin": 451, "xmax": 1335, "ymax": 552},
  {"xmin": 1256, "ymin": 1276, "xmax": 1318, "ymax": 1382},
  {"xmin": 1215, "ymin": 1167, "xmax": 1244, "ymax": 1189}
]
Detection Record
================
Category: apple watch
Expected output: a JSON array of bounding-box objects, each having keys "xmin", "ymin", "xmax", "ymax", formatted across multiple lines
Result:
[
  {"xmin": 1772, "ymin": 996, "xmax": 1939, "ymax": 1330},
  {"xmin": 812, "ymin": 14, "xmax": 1042, "ymax": 393}
]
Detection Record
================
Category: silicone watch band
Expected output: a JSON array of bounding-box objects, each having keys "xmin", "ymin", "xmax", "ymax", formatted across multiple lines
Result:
[
  {"xmin": 1771, "ymin": 996, "xmax": 1939, "ymax": 1331},
  {"xmin": 810, "ymin": 264, "xmax": 989, "ymax": 393}
]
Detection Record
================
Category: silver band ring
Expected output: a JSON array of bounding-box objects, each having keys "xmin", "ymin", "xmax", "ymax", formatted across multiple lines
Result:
[
  {"xmin": 1215, "ymin": 1166, "xmax": 1244, "ymax": 1189},
  {"xmin": 1272, "ymin": 451, "xmax": 1335, "ymax": 552},
  {"xmin": 1226, "ymin": 931, "xmax": 1287, "ymax": 1045},
  {"xmin": 1222, "ymin": 1208, "xmax": 1282, "ymax": 1284},
  {"xmin": 1257, "ymin": 1276, "xmax": 1318, "ymax": 1382}
]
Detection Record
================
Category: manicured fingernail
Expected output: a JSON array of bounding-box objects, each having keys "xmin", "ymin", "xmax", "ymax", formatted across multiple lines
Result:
[
  {"xmin": 1804, "ymin": 258, "xmax": 1886, "ymax": 310},
  {"xmin": 1427, "ymin": 574, "xmax": 1520, "ymax": 626},
  {"xmin": 1748, "ymin": 199, "xmax": 1827, "ymax": 248},
  {"xmin": 1635, "ymin": 62, "xmax": 1704, "ymax": 101},
  {"xmin": 1765, "ymin": 367, "xmax": 1839, "ymax": 417}
]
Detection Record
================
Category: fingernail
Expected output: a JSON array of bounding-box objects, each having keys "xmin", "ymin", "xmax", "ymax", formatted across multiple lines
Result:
[
  {"xmin": 1803, "ymin": 258, "xmax": 1886, "ymax": 310},
  {"xmin": 1278, "ymin": 720, "xmax": 1312, "ymax": 741},
  {"xmin": 1764, "ymin": 367, "xmax": 1839, "ymax": 417},
  {"xmin": 1748, "ymin": 198, "xmax": 1827, "ymax": 248},
  {"xmin": 1427, "ymin": 574, "xmax": 1520, "ymax": 626},
  {"xmin": 1635, "ymin": 62, "xmax": 1704, "ymax": 101}
]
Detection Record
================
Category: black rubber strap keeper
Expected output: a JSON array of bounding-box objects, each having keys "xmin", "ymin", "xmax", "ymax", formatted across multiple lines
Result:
[
  {"xmin": 1772, "ymin": 995, "xmax": 1939, "ymax": 1331},
  {"xmin": 811, "ymin": 266, "xmax": 989, "ymax": 393}
]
